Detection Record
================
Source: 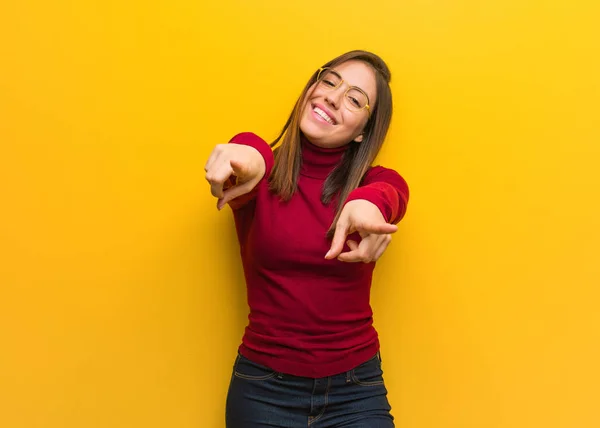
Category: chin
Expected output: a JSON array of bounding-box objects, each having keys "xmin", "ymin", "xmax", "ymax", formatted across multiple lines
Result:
[
  {"xmin": 301, "ymin": 128, "xmax": 331, "ymax": 148},
  {"xmin": 300, "ymin": 120, "xmax": 335, "ymax": 148}
]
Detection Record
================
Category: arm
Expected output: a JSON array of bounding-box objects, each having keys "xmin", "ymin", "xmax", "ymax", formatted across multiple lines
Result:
[
  {"xmin": 226, "ymin": 132, "xmax": 274, "ymax": 211},
  {"xmin": 326, "ymin": 166, "xmax": 409, "ymax": 263},
  {"xmin": 344, "ymin": 166, "xmax": 409, "ymax": 224},
  {"xmin": 204, "ymin": 132, "xmax": 274, "ymax": 211},
  {"xmin": 229, "ymin": 132, "xmax": 274, "ymax": 177}
]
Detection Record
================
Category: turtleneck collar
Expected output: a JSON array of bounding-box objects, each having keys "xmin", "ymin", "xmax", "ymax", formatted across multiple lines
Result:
[{"xmin": 299, "ymin": 134, "xmax": 348, "ymax": 179}]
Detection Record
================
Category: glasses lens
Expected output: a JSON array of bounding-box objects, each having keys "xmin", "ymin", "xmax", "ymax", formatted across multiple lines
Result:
[
  {"xmin": 345, "ymin": 88, "xmax": 368, "ymax": 111},
  {"xmin": 318, "ymin": 69, "xmax": 341, "ymax": 89}
]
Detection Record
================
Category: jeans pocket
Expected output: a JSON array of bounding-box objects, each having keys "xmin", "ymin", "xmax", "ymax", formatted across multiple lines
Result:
[
  {"xmin": 233, "ymin": 354, "xmax": 278, "ymax": 381},
  {"xmin": 350, "ymin": 354, "xmax": 385, "ymax": 386}
]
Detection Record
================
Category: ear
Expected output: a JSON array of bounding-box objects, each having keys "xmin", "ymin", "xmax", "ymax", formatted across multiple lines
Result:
[{"xmin": 353, "ymin": 133, "xmax": 364, "ymax": 143}]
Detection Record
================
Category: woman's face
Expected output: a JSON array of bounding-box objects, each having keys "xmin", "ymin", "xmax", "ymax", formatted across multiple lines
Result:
[{"xmin": 299, "ymin": 60, "xmax": 377, "ymax": 149}]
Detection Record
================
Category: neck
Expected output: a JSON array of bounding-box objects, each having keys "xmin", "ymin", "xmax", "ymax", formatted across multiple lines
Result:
[{"xmin": 299, "ymin": 134, "xmax": 348, "ymax": 179}]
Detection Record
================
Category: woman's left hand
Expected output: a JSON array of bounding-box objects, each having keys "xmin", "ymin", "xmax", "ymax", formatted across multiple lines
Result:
[{"xmin": 325, "ymin": 200, "xmax": 398, "ymax": 263}]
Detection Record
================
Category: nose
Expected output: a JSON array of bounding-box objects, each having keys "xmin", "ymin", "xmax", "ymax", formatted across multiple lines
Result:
[{"xmin": 325, "ymin": 86, "xmax": 344, "ymax": 110}]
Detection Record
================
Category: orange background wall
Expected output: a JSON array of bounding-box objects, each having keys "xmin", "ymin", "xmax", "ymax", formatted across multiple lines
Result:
[{"xmin": 1, "ymin": 1, "xmax": 599, "ymax": 427}]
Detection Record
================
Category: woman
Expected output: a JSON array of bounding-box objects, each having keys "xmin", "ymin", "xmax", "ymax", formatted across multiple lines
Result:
[{"xmin": 205, "ymin": 50, "xmax": 409, "ymax": 427}]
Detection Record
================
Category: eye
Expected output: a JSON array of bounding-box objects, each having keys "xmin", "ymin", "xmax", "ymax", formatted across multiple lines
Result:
[
  {"xmin": 323, "ymin": 79, "xmax": 336, "ymax": 87},
  {"xmin": 349, "ymin": 96, "xmax": 361, "ymax": 107}
]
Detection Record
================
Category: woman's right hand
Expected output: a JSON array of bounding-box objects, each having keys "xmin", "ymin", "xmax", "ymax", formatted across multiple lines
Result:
[{"xmin": 204, "ymin": 143, "xmax": 266, "ymax": 210}]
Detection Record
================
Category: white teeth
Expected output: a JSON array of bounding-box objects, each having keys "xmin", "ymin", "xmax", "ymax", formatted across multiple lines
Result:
[{"xmin": 314, "ymin": 107, "xmax": 334, "ymax": 124}]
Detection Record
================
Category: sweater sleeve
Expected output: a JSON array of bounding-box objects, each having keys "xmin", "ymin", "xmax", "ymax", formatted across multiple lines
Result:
[
  {"xmin": 344, "ymin": 166, "xmax": 409, "ymax": 224},
  {"xmin": 226, "ymin": 132, "xmax": 274, "ymax": 210}
]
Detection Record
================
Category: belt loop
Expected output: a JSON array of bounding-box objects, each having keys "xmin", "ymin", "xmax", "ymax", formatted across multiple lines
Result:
[{"xmin": 377, "ymin": 351, "xmax": 382, "ymax": 363}]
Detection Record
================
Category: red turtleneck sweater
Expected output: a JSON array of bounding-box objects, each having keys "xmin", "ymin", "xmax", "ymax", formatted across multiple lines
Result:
[{"xmin": 227, "ymin": 132, "xmax": 409, "ymax": 378}]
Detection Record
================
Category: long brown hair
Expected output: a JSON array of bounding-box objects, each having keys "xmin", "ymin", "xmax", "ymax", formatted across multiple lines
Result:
[{"xmin": 268, "ymin": 50, "xmax": 393, "ymax": 236}]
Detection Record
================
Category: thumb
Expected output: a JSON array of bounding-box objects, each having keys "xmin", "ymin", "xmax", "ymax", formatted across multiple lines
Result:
[
  {"xmin": 217, "ymin": 181, "xmax": 254, "ymax": 210},
  {"xmin": 325, "ymin": 222, "xmax": 350, "ymax": 260}
]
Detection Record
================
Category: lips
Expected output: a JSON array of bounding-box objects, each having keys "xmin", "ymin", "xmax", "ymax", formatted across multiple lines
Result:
[{"xmin": 312, "ymin": 103, "xmax": 337, "ymax": 125}]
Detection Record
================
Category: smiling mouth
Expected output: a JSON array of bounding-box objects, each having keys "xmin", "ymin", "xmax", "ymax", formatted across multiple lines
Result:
[{"xmin": 312, "ymin": 105, "xmax": 337, "ymax": 125}]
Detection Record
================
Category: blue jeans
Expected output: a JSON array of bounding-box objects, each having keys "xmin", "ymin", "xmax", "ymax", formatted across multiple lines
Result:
[{"xmin": 226, "ymin": 352, "xmax": 394, "ymax": 427}]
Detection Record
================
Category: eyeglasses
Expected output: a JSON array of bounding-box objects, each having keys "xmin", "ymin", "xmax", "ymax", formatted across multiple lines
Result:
[{"xmin": 317, "ymin": 67, "xmax": 371, "ymax": 117}]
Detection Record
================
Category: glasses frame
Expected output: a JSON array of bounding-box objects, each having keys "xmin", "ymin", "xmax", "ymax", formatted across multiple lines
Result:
[{"xmin": 317, "ymin": 67, "xmax": 371, "ymax": 117}]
